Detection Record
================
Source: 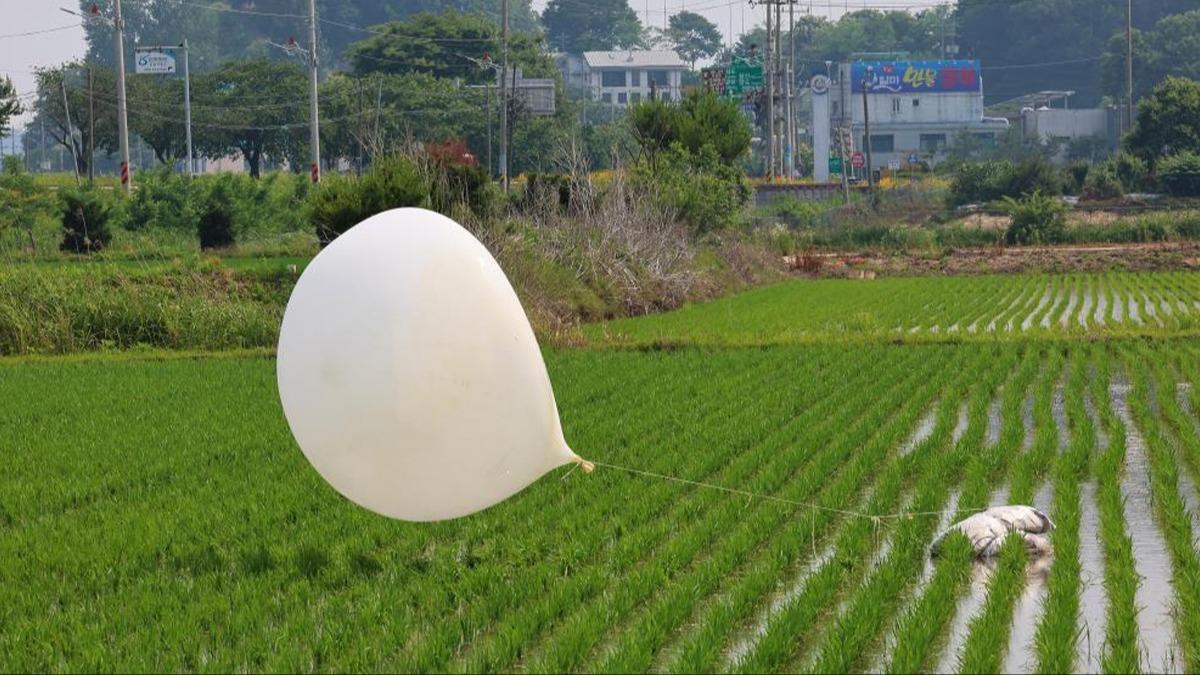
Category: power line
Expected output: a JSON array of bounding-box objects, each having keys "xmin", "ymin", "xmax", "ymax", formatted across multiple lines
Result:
[{"xmin": 0, "ymin": 24, "xmax": 79, "ymax": 39}]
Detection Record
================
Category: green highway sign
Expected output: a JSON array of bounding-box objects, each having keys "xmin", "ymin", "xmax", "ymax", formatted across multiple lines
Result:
[
  {"xmin": 828, "ymin": 156, "xmax": 842, "ymax": 174},
  {"xmin": 724, "ymin": 58, "xmax": 764, "ymax": 97}
]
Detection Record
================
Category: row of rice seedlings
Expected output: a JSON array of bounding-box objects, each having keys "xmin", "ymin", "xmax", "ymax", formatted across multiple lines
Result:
[
  {"xmin": 725, "ymin": 350, "xmax": 988, "ymax": 673},
  {"xmin": 965, "ymin": 278, "xmax": 1028, "ymax": 334},
  {"xmin": 279, "ymin": 347, "xmax": 857, "ymax": 672},
  {"xmin": 1032, "ymin": 348, "xmax": 1090, "ymax": 672},
  {"xmin": 1138, "ymin": 346, "xmax": 1200, "ymax": 670},
  {"xmin": 576, "ymin": 347, "xmax": 970, "ymax": 674},
  {"xmin": 652, "ymin": 351, "xmax": 997, "ymax": 675},
  {"xmin": 1085, "ymin": 351, "xmax": 1143, "ymax": 673},
  {"xmin": 952, "ymin": 350, "xmax": 1062, "ymax": 673},
  {"xmin": 1, "ymin": 351, "xmax": 774, "ymax": 670},
  {"xmin": 914, "ymin": 277, "xmax": 1002, "ymax": 333},
  {"xmin": 956, "ymin": 536, "xmax": 1031, "ymax": 672},
  {"xmin": 495, "ymin": 347, "xmax": 933, "ymax": 673},
  {"xmin": 413, "ymin": 348, "xmax": 834, "ymax": 671},
  {"xmin": 805, "ymin": 348, "xmax": 1015, "ymax": 672},
  {"xmin": 903, "ymin": 348, "xmax": 1045, "ymax": 673},
  {"xmin": 1115, "ymin": 349, "xmax": 1191, "ymax": 673},
  {"xmin": 879, "ymin": 350, "xmax": 1019, "ymax": 674}
]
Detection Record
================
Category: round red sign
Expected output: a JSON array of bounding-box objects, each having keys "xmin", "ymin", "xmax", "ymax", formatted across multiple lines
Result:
[{"xmin": 850, "ymin": 152, "xmax": 865, "ymax": 169}]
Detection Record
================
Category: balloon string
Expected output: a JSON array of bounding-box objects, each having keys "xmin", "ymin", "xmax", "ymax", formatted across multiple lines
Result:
[{"xmin": 581, "ymin": 459, "xmax": 990, "ymax": 522}]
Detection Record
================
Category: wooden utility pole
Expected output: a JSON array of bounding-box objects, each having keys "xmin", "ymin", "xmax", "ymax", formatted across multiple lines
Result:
[
  {"xmin": 765, "ymin": 1, "xmax": 774, "ymax": 181},
  {"xmin": 1125, "ymin": 0, "xmax": 1134, "ymax": 131},
  {"xmin": 861, "ymin": 68, "xmax": 874, "ymax": 192},
  {"xmin": 87, "ymin": 66, "xmax": 94, "ymax": 183},
  {"xmin": 499, "ymin": 0, "xmax": 509, "ymax": 189}
]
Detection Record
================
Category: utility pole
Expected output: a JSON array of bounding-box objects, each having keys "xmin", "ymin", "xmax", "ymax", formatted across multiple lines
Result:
[
  {"xmin": 87, "ymin": 66, "xmax": 94, "ymax": 183},
  {"xmin": 1125, "ymin": 0, "xmax": 1134, "ymax": 132},
  {"xmin": 787, "ymin": 0, "xmax": 795, "ymax": 178},
  {"xmin": 765, "ymin": 1, "xmax": 774, "ymax": 180},
  {"xmin": 307, "ymin": 0, "xmax": 321, "ymax": 183},
  {"xmin": 60, "ymin": 76, "xmax": 81, "ymax": 187},
  {"xmin": 183, "ymin": 39, "xmax": 194, "ymax": 176},
  {"xmin": 861, "ymin": 67, "xmax": 874, "ymax": 193},
  {"xmin": 499, "ymin": 0, "xmax": 509, "ymax": 190},
  {"xmin": 113, "ymin": 0, "xmax": 132, "ymax": 191},
  {"xmin": 485, "ymin": 81, "xmax": 492, "ymax": 178},
  {"xmin": 40, "ymin": 116, "xmax": 46, "ymax": 173}
]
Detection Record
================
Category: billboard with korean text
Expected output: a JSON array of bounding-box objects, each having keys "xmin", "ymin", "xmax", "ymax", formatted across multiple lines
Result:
[{"xmin": 850, "ymin": 61, "xmax": 979, "ymax": 94}]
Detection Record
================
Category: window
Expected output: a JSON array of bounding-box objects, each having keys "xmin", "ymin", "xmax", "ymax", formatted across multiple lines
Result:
[
  {"xmin": 972, "ymin": 132, "xmax": 996, "ymax": 148},
  {"xmin": 862, "ymin": 134, "xmax": 895, "ymax": 153},
  {"xmin": 631, "ymin": 71, "xmax": 642, "ymax": 87},
  {"xmin": 647, "ymin": 70, "xmax": 670, "ymax": 86},
  {"xmin": 912, "ymin": 98, "xmax": 920, "ymax": 107},
  {"xmin": 601, "ymin": 92, "xmax": 612, "ymax": 103},
  {"xmin": 919, "ymin": 133, "xmax": 947, "ymax": 153},
  {"xmin": 832, "ymin": 101, "xmax": 839, "ymax": 115},
  {"xmin": 601, "ymin": 70, "xmax": 626, "ymax": 87},
  {"xmin": 892, "ymin": 98, "xmax": 901, "ymax": 114},
  {"xmin": 630, "ymin": 92, "xmax": 642, "ymax": 103},
  {"xmin": 618, "ymin": 92, "xmax": 628, "ymax": 104}
]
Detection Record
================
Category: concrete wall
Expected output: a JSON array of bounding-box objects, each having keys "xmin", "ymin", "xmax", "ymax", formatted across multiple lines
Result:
[{"xmin": 1022, "ymin": 108, "xmax": 1108, "ymax": 142}]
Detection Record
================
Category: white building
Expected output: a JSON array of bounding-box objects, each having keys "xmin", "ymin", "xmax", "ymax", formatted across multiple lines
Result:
[
  {"xmin": 827, "ymin": 60, "xmax": 1009, "ymax": 171},
  {"xmin": 579, "ymin": 50, "xmax": 686, "ymax": 106}
]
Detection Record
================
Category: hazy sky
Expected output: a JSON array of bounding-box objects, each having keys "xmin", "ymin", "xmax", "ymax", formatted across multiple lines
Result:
[{"xmin": 0, "ymin": 0, "xmax": 950, "ymax": 130}]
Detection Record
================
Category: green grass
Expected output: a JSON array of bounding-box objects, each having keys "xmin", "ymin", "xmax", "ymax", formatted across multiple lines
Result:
[{"xmin": 5, "ymin": 269, "xmax": 1200, "ymax": 672}]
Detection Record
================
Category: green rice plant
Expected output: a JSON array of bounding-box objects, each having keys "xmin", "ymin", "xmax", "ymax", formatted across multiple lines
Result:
[{"xmin": 956, "ymin": 536, "xmax": 1030, "ymax": 673}]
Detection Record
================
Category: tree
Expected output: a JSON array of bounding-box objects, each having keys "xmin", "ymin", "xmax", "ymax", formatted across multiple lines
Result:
[
  {"xmin": 0, "ymin": 76, "xmax": 21, "ymax": 137},
  {"xmin": 543, "ymin": 0, "xmax": 643, "ymax": 54},
  {"xmin": 1124, "ymin": 76, "xmax": 1200, "ymax": 168},
  {"xmin": 664, "ymin": 12, "xmax": 722, "ymax": 69},
  {"xmin": 345, "ymin": 11, "xmax": 554, "ymax": 83},
  {"xmin": 126, "ymin": 74, "xmax": 188, "ymax": 165},
  {"xmin": 81, "ymin": 0, "xmax": 539, "ymax": 73},
  {"xmin": 29, "ymin": 64, "xmax": 119, "ymax": 178},
  {"xmin": 959, "ymin": 0, "xmax": 1200, "ymax": 107},
  {"xmin": 1101, "ymin": 10, "xmax": 1200, "ymax": 103},
  {"xmin": 195, "ymin": 59, "xmax": 307, "ymax": 178},
  {"xmin": 628, "ymin": 90, "xmax": 750, "ymax": 166}
]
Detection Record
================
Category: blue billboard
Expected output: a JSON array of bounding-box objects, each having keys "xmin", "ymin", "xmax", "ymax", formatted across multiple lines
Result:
[{"xmin": 850, "ymin": 60, "xmax": 980, "ymax": 94}]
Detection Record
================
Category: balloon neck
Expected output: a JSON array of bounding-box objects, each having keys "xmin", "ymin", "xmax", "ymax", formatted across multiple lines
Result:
[{"xmin": 572, "ymin": 454, "xmax": 595, "ymax": 474}]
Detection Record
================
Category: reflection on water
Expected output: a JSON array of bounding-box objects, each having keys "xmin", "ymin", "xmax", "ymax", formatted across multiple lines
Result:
[
  {"xmin": 1111, "ymin": 382, "xmax": 1183, "ymax": 673},
  {"xmin": 1077, "ymin": 481, "xmax": 1108, "ymax": 674},
  {"xmin": 1001, "ymin": 482, "xmax": 1055, "ymax": 673}
]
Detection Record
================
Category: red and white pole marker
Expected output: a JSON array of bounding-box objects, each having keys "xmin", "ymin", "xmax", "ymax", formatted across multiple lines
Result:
[{"xmin": 310, "ymin": 162, "xmax": 320, "ymax": 184}]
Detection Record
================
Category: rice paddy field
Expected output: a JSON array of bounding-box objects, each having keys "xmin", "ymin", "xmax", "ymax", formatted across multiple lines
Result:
[{"xmin": 5, "ymin": 270, "xmax": 1200, "ymax": 673}]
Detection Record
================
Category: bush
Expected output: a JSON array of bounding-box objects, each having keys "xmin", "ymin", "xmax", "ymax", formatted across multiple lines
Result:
[
  {"xmin": 198, "ymin": 187, "xmax": 236, "ymax": 249},
  {"xmin": 1002, "ymin": 157, "xmax": 1064, "ymax": 198},
  {"xmin": 429, "ymin": 162, "xmax": 498, "ymax": 219},
  {"xmin": 1065, "ymin": 161, "xmax": 1090, "ymax": 195},
  {"xmin": 59, "ymin": 188, "xmax": 114, "ymax": 253},
  {"xmin": 632, "ymin": 143, "xmax": 750, "ymax": 235},
  {"xmin": 306, "ymin": 154, "xmax": 429, "ymax": 246},
  {"xmin": 1081, "ymin": 163, "xmax": 1124, "ymax": 201},
  {"xmin": 1003, "ymin": 191, "xmax": 1067, "ymax": 245},
  {"xmin": 1111, "ymin": 152, "xmax": 1148, "ymax": 192},
  {"xmin": 948, "ymin": 160, "xmax": 1012, "ymax": 205},
  {"xmin": 125, "ymin": 169, "xmax": 203, "ymax": 232},
  {"xmin": 1160, "ymin": 152, "xmax": 1200, "ymax": 197}
]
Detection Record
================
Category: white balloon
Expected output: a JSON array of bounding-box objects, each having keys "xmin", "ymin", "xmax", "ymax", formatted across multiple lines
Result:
[{"xmin": 277, "ymin": 208, "xmax": 587, "ymax": 522}]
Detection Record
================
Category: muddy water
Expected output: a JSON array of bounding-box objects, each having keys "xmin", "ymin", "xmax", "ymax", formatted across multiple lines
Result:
[
  {"xmin": 986, "ymin": 396, "xmax": 1004, "ymax": 448},
  {"xmin": 952, "ymin": 404, "xmax": 970, "ymax": 446},
  {"xmin": 988, "ymin": 286, "xmax": 1029, "ymax": 333},
  {"xmin": 1077, "ymin": 481, "xmax": 1108, "ymax": 674},
  {"xmin": 1127, "ymin": 293, "xmax": 1141, "ymax": 325},
  {"xmin": 1094, "ymin": 287, "xmax": 1108, "ymax": 326},
  {"xmin": 866, "ymin": 490, "xmax": 963, "ymax": 674},
  {"xmin": 1021, "ymin": 287, "xmax": 1053, "ymax": 331},
  {"xmin": 901, "ymin": 407, "xmax": 939, "ymax": 456},
  {"xmin": 1079, "ymin": 284, "xmax": 1094, "ymax": 329},
  {"xmin": 935, "ymin": 560, "xmax": 998, "ymax": 673},
  {"xmin": 722, "ymin": 542, "xmax": 837, "ymax": 668},
  {"xmin": 1041, "ymin": 284, "xmax": 1066, "ymax": 329},
  {"xmin": 1110, "ymin": 383, "xmax": 1183, "ymax": 673},
  {"xmin": 1059, "ymin": 286, "xmax": 1079, "ymax": 329},
  {"xmin": 1099, "ymin": 285, "xmax": 1118, "ymax": 324},
  {"xmin": 1001, "ymin": 481, "xmax": 1056, "ymax": 673}
]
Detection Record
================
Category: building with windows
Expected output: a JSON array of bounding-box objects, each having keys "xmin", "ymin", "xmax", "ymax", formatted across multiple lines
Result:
[
  {"xmin": 577, "ymin": 50, "xmax": 686, "ymax": 106},
  {"xmin": 827, "ymin": 60, "xmax": 1009, "ymax": 171}
]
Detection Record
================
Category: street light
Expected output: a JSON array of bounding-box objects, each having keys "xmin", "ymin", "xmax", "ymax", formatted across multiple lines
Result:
[{"xmin": 269, "ymin": 29, "xmax": 321, "ymax": 183}]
